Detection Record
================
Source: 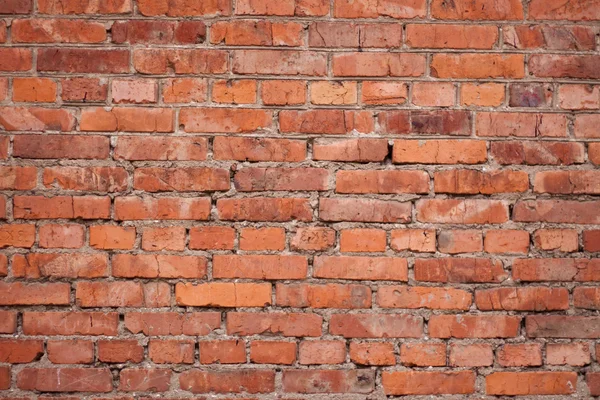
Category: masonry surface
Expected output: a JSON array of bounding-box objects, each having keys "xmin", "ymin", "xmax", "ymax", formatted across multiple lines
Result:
[{"xmin": 0, "ymin": 0, "xmax": 599, "ymax": 397}]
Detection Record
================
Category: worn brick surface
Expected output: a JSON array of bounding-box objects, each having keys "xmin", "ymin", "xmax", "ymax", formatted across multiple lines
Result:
[{"xmin": 0, "ymin": 0, "xmax": 598, "ymax": 397}]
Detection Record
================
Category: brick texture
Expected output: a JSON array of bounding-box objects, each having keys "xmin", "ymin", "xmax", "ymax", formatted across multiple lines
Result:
[{"xmin": 0, "ymin": 0, "xmax": 599, "ymax": 397}]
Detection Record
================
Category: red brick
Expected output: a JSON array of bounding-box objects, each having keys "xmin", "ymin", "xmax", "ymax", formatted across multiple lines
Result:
[
  {"xmin": 401, "ymin": 342, "xmax": 446, "ymax": 366},
  {"xmin": 461, "ymin": 82, "xmax": 505, "ymax": 106},
  {"xmin": 330, "ymin": 314, "xmax": 423, "ymax": 338},
  {"xmin": 527, "ymin": 316, "xmax": 600, "ymax": 338},
  {"xmin": 431, "ymin": 0, "xmax": 523, "ymax": 19},
  {"xmin": 497, "ymin": 343, "xmax": 542, "ymax": 367},
  {"xmin": 180, "ymin": 370, "xmax": 274, "ymax": 394},
  {"xmin": 334, "ymin": 0, "xmax": 425, "ymax": 18},
  {"xmin": 0, "ymin": 224, "xmax": 35, "ymax": 248},
  {"xmin": 313, "ymin": 138, "xmax": 388, "ymax": 162},
  {"xmin": 0, "ymin": 48, "xmax": 32, "ymax": 71},
  {"xmin": 0, "ymin": 107, "xmax": 74, "ymax": 131},
  {"xmin": 340, "ymin": 228, "xmax": 386, "ymax": 252},
  {"xmin": 119, "ymin": 369, "xmax": 172, "ymax": 392},
  {"xmin": 0, "ymin": 366, "xmax": 8, "ymax": 390},
  {"xmin": 98, "ymin": 340, "xmax": 144, "ymax": 363},
  {"xmin": 18, "ymin": 368, "xmax": 113, "ymax": 392},
  {"xmin": 115, "ymin": 196, "xmax": 211, "ymax": 220},
  {"xmin": 137, "ymin": 0, "xmax": 229, "ymax": 16},
  {"xmin": 450, "ymin": 343, "xmax": 493, "ymax": 367},
  {"xmin": 429, "ymin": 315, "xmax": 520, "ymax": 338},
  {"xmin": 76, "ymin": 281, "xmax": 170, "ymax": 307},
  {"xmin": 311, "ymin": 81, "xmax": 357, "ymax": 105},
  {"xmin": 43, "ymin": 166, "xmax": 128, "ymax": 192},
  {"xmin": 218, "ymin": 198, "xmax": 312, "ymax": 221},
  {"xmin": 112, "ymin": 20, "xmax": 206, "ymax": 44},
  {"xmin": 162, "ymin": 78, "xmax": 206, "ymax": 103},
  {"xmin": 434, "ymin": 169, "xmax": 528, "ymax": 194},
  {"xmin": 486, "ymin": 372, "xmax": 577, "ymax": 395},
  {"xmin": 350, "ymin": 342, "xmax": 395, "ymax": 366},
  {"xmin": 0, "ymin": 282, "xmax": 69, "ymax": 305},
  {"xmin": 504, "ymin": 24, "xmax": 597, "ymax": 50},
  {"xmin": 149, "ymin": 339, "xmax": 195, "ymax": 364},
  {"xmin": 80, "ymin": 107, "xmax": 173, "ymax": 132},
  {"xmin": 89, "ymin": 225, "xmax": 136, "ymax": 250},
  {"xmin": 485, "ymin": 229, "xmax": 529, "ymax": 254},
  {"xmin": 214, "ymin": 255, "xmax": 307, "ymax": 279},
  {"xmin": 509, "ymin": 83, "xmax": 553, "ymax": 107},
  {"xmin": 393, "ymin": 140, "xmax": 487, "ymax": 164},
  {"xmin": 407, "ymin": 24, "xmax": 498, "ymax": 48},
  {"xmin": 379, "ymin": 286, "xmax": 472, "ymax": 310},
  {"xmin": 314, "ymin": 256, "xmax": 407, "ymax": 281},
  {"xmin": 584, "ymin": 230, "xmax": 600, "ymax": 252},
  {"xmin": 391, "ymin": 229, "xmax": 436, "ymax": 252},
  {"xmin": 514, "ymin": 258, "xmax": 600, "ymax": 281},
  {"xmin": 414, "ymin": 257, "xmax": 508, "ymax": 283},
  {"xmin": 514, "ymin": 200, "xmax": 600, "ymax": 224},
  {"xmin": 280, "ymin": 109, "xmax": 374, "ymax": 134},
  {"xmin": 13, "ymin": 77, "xmax": 57, "ymax": 102},
  {"xmin": 0, "ymin": 311, "xmax": 17, "ymax": 334},
  {"xmin": 0, "ymin": 0, "xmax": 32, "ymax": 13},
  {"xmin": 227, "ymin": 312, "xmax": 322, "ymax": 337},
  {"xmin": 38, "ymin": 0, "xmax": 131, "ymax": 14},
  {"xmin": 250, "ymin": 341, "xmax": 296, "ymax": 364},
  {"xmin": 235, "ymin": 0, "xmax": 328, "ymax": 15},
  {"xmin": 333, "ymin": 53, "xmax": 425, "ymax": 77},
  {"xmin": 529, "ymin": 55, "xmax": 600, "ymax": 79},
  {"xmin": 23, "ymin": 312, "xmax": 117, "ymax": 336},
  {"xmin": 559, "ymin": 85, "xmax": 600, "ymax": 110},
  {"xmin": 0, "ymin": 339, "xmax": 44, "ymax": 363},
  {"xmin": 13, "ymin": 135, "xmax": 109, "ymax": 159},
  {"xmin": 299, "ymin": 340, "xmax": 346, "ymax": 364},
  {"xmin": 125, "ymin": 312, "xmax": 220, "ymax": 336},
  {"xmin": 180, "ymin": 108, "xmax": 271, "ymax": 133},
  {"xmin": 233, "ymin": 50, "xmax": 326, "ymax": 75},
  {"xmin": 283, "ymin": 369, "xmax": 374, "ymax": 393},
  {"xmin": 431, "ymin": 54, "xmax": 524, "ymax": 78},
  {"xmin": 438, "ymin": 230, "xmax": 482, "ymax": 254},
  {"xmin": 262, "ymin": 80, "xmax": 305, "ymax": 105},
  {"xmin": 336, "ymin": 170, "xmax": 429, "ymax": 194},
  {"xmin": 534, "ymin": 229, "xmax": 578, "ymax": 252},
  {"xmin": 38, "ymin": 48, "xmax": 129, "ymax": 73},
  {"xmin": 589, "ymin": 373, "xmax": 600, "ymax": 396},
  {"xmin": 240, "ymin": 227, "xmax": 285, "ymax": 251},
  {"xmin": 413, "ymin": 82, "xmax": 455, "ymax": 107},
  {"xmin": 142, "ymin": 226, "xmax": 186, "ymax": 251},
  {"xmin": 12, "ymin": 19, "xmax": 106, "ymax": 43},
  {"xmin": 133, "ymin": 49, "xmax": 227, "ymax": 74},
  {"xmin": 213, "ymin": 137, "xmax": 306, "ymax": 162},
  {"xmin": 235, "ymin": 167, "xmax": 328, "ymax": 191},
  {"xmin": 529, "ymin": 0, "xmax": 600, "ymax": 20},
  {"xmin": 477, "ymin": 112, "xmax": 566, "ymax": 137},
  {"xmin": 417, "ymin": 199, "xmax": 508, "ymax": 224},
  {"xmin": 547, "ymin": 342, "xmax": 590, "ymax": 366},
  {"xmin": 309, "ymin": 22, "xmax": 402, "ymax": 48},
  {"xmin": 361, "ymin": 81, "xmax": 407, "ymax": 104},
  {"xmin": 176, "ymin": 282, "xmax": 271, "ymax": 307},
  {"xmin": 189, "ymin": 226, "xmax": 235, "ymax": 250},
  {"xmin": 13, "ymin": 253, "xmax": 108, "ymax": 278},
  {"xmin": 115, "ymin": 136, "xmax": 207, "ymax": 161},
  {"xmin": 200, "ymin": 340, "xmax": 246, "ymax": 364},
  {"xmin": 61, "ymin": 78, "xmax": 107, "ymax": 102},
  {"xmin": 14, "ymin": 195, "xmax": 110, "ymax": 220},
  {"xmin": 383, "ymin": 371, "xmax": 475, "ymax": 395},
  {"xmin": 476, "ymin": 287, "xmax": 569, "ymax": 311},
  {"xmin": 320, "ymin": 198, "xmax": 410, "ymax": 223},
  {"xmin": 291, "ymin": 227, "xmax": 335, "ymax": 251},
  {"xmin": 212, "ymin": 20, "xmax": 302, "ymax": 46},
  {"xmin": 134, "ymin": 167, "xmax": 229, "ymax": 192},
  {"xmin": 276, "ymin": 283, "xmax": 371, "ymax": 308},
  {"xmin": 47, "ymin": 340, "xmax": 93, "ymax": 364},
  {"xmin": 113, "ymin": 254, "xmax": 206, "ymax": 278}
]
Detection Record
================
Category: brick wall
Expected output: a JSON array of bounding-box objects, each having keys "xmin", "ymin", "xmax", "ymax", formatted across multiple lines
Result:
[{"xmin": 0, "ymin": 0, "xmax": 600, "ymax": 397}]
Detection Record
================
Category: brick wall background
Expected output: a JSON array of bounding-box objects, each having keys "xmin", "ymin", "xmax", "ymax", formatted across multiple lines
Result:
[{"xmin": 0, "ymin": 0, "xmax": 600, "ymax": 397}]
